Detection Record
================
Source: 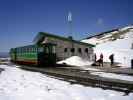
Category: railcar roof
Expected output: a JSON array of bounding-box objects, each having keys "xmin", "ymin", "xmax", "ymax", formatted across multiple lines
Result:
[{"xmin": 12, "ymin": 43, "xmax": 56, "ymax": 49}]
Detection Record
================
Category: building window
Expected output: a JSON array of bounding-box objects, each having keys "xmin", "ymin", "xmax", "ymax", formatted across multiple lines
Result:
[
  {"xmin": 85, "ymin": 48, "xmax": 88, "ymax": 53},
  {"xmin": 78, "ymin": 48, "xmax": 82, "ymax": 53},
  {"xmin": 71, "ymin": 48, "xmax": 75, "ymax": 53},
  {"xmin": 64, "ymin": 48, "xmax": 67, "ymax": 52}
]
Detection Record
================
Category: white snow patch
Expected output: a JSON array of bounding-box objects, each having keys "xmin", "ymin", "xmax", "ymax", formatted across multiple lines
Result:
[
  {"xmin": 120, "ymin": 25, "xmax": 133, "ymax": 31},
  {"xmin": 91, "ymin": 72, "xmax": 133, "ymax": 82},
  {"xmin": 84, "ymin": 67, "xmax": 100, "ymax": 71},
  {"xmin": 0, "ymin": 64, "xmax": 133, "ymax": 100}
]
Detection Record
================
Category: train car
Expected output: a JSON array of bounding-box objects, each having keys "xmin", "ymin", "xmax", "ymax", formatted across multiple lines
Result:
[{"xmin": 10, "ymin": 43, "xmax": 56, "ymax": 66}]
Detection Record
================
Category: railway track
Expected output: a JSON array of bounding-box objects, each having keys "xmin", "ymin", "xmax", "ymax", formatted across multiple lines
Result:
[{"xmin": 20, "ymin": 65, "xmax": 133, "ymax": 94}]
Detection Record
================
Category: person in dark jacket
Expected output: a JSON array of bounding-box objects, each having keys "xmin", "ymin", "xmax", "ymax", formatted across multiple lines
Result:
[
  {"xmin": 100, "ymin": 53, "xmax": 103, "ymax": 67},
  {"xmin": 94, "ymin": 53, "xmax": 97, "ymax": 63},
  {"xmin": 109, "ymin": 54, "xmax": 114, "ymax": 66},
  {"xmin": 97, "ymin": 53, "xmax": 103, "ymax": 67}
]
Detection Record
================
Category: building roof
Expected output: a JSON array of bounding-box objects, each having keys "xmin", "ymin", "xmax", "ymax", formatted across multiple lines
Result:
[
  {"xmin": 33, "ymin": 32, "xmax": 95, "ymax": 47},
  {"xmin": 85, "ymin": 25, "xmax": 133, "ymax": 40},
  {"xmin": 86, "ymin": 28, "xmax": 119, "ymax": 39}
]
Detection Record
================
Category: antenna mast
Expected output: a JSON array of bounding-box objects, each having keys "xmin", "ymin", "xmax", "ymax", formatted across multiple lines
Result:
[
  {"xmin": 68, "ymin": 11, "xmax": 73, "ymax": 38},
  {"xmin": 68, "ymin": 11, "xmax": 74, "ymax": 56}
]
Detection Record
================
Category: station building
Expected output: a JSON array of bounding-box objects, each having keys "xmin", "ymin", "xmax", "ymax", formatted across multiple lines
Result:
[{"xmin": 34, "ymin": 32, "xmax": 95, "ymax": 61}]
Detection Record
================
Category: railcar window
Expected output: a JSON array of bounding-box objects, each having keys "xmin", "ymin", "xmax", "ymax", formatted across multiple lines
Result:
[
  {"xmin": 31, "ymin": 48, "xmax": 33, "ymax": 52},
  {"xmin": 24, "ymin": 48, "xmax": 25, "ymax": 53},
  {"xmin": 18, "ymin": 48, "xmax": 19, "ymax": 53},
  {"xmin": 49, "ymin": 46, "xmax": 52, "ymax": 53},
  {"xmin": 35, "ymin": 47, "xmax": 36, "ymax": 52},
  {"xmin": 30, "ymin": 48, "xmax": 31, "ymax": 52},
  {"xmin": 34, "ymin": 47, "xmax": 36, "ymax": 52},
  {"xmin": 32, "ymin": 48, "xmax": 34, "ymax": 52},
  {"xmin": 24, "ymin": 48, "xmax": 25, "ymax": 52},
  {"xmin": 28, "ymin": 48, "xmax": 30, "ymax": 52},
  {"xmin": 53, "ymin": 46, "xmax": 56, "ymax": 53},
  {"xmin": 20, "ymin": 48, "xmax": 21, "ymax": 53},
  {"xmin": 17, "ymin": 49, "xmax": 18, "ymax": 53},
  {"xmin": 28, "ymin": 48, "xmax": 29, "ymax": 52},
  {"xmin": 39, "ymin": 47, "xmax": 43, "ymax": 52},
  {"xmin": 45, "ymin": 47, "xmax": 49, "ymax": 53},
  {"xmin": 33, "ymin": 48, "xmax": 34, "ymax": 52},
  {"xmin": 31, "ymin": 48, "xmax": 32, "ymax": 52},
  {"xmin": 26, "ymin": 48, "xmax": 28, "ymax": 52},
  {"xmin": 36, "ymin": 47, "xmax": 37, "ymax": 52},
  {"xmin": 23, "ymin": 48, "xmax": 25, "ymax": 52},
  {"xmin": 36, "ymin": 47, "xmax": 38, "ymax": 52},
  {"xmin": 34, "ymin": 48, "xmax": 35, "ymax": 52}
]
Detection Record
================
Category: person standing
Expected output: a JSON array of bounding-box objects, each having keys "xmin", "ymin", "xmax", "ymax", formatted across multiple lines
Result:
[
  {"xmin": 94, "ymin": 53, "xmax": 97, "ymax": 63},
  {"xmin": 100, "ymin": 53, "xmax": 103, "ymax": 67},
  {"xmin": 109, "ymin": 54, "xmax": 114, "ymax": 66}
]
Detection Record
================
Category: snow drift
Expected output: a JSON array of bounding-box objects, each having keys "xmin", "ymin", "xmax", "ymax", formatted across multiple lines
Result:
[{"xmin": 57, "ymin": 56, "xmax": 93, "ymax": 67}]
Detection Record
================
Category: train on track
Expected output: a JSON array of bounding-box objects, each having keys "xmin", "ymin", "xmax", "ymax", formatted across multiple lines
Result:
[{"xmin": 10, "ymin": 43, "xmax": 56, "ymax": 66}]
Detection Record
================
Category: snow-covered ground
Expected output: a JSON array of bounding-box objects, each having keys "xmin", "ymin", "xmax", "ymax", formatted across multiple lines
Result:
[
  {"xmin": 0, "ymin": 64, "xmax": 133, "ymax": 100},
  {"xmin": 57, "ymin": 56, "xmax": 133, "ymax": 81},
  {"xmin": 0, "ymin": 57, "xmax": 10, "ymax": 64},
  {"xmin": 82, "ymin": 25, "xmax": 133, "ymax": 68},
  {"xmin": 0, "ymin": 57, "xmax": 10, "ymax": 61}
]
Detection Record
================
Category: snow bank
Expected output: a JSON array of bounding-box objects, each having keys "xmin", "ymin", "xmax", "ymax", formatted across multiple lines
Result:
[
  {"xmin": 57, "ymin": 56, "xmax": 93, "ymax": 67},
  {"xmin": 94, "ymin": 31, "xmax": 133, "ymax": 67},
  {"xmin": 0, "ymin": 65, "xmax": 133, "ymax": 100},
  {"xmin": 82, "ymin": 26, "xmax": 133, "ymax": 68}
]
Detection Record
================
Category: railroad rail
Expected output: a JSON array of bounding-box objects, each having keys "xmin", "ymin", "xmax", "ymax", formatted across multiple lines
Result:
[{"xmin": 20, "ymin": 65, "xmax": 133, "ymax": 94}]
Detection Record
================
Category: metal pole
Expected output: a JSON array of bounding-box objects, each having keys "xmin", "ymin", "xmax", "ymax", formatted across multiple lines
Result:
[{"xmin": 68, "ymin": 12, "xmax": 74, "ymax": 56}]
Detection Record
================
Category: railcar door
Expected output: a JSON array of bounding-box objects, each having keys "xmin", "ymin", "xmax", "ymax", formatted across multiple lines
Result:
[
  {"xmin": 38, "ymin": 44, "xmax": 56, "ymax": 66},
  {"xmin": 38, "ymin": 47, "xmax": 45, "ymax": 66},
  {"xmin": 45, "ymin": 45, "xmax": 56, "ymax": 65}
]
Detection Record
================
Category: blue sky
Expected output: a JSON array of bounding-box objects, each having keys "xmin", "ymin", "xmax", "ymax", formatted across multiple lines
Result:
[{"xmin": 0, "ymin": 0, "xmax": 132, "ymax": 52}]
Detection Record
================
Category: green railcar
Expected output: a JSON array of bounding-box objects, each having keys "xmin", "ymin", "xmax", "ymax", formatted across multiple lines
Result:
[{"xmin": 10, "ymin": 43, "xmax": 56, "ymax": 66}]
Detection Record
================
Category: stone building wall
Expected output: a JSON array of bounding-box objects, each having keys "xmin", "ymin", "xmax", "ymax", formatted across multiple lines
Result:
[{"xmin": 42, "ymin": 37, "xmax": 94, "ymax": 61}]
